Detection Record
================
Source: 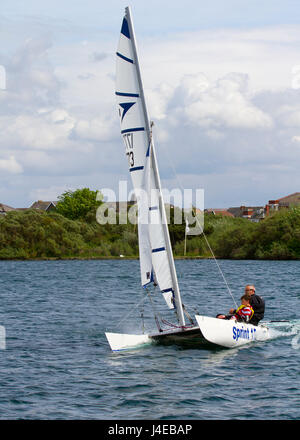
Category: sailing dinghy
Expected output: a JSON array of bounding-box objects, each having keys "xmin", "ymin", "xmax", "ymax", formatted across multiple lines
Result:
[{"xmin": 105, "ymin": 7, "xmax": 269, "ymax": 351}]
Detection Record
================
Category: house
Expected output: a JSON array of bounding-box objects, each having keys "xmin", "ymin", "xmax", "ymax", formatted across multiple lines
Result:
[
  {"xmin": 0, "ymin": 203, "xmax": 15, "ymax": 216},
  {"xmin": 204, "ymin": 208, "xmax": 234, "ymax": 218},
  {"xmin": 278, "ymin": 192, "xmax": 300, "ymax": 208},
  {"xmin": 227, "ymin": 206, "xmax": 265, "ymax": 222},
  {"xmin": 30, "ymin": 200, "xmax": 57, "ymax": 212},
  {"xmin": 265, "ymin": 192, "xmax": 300, "ymax": 215},
  {"xmin": 249, "ymin": 207, "xmax": 265, "ymax": 223},
  {"xmin": 265, "ymin": 200, "xmax": 279, "ymax": 216}
]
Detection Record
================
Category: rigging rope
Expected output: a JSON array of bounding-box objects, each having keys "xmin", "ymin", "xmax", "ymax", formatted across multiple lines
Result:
[
  {"xmin": 193, "ymin": 212, "xmax": 238, "ymax": 308},
  {"xmin": 160, "ymin": 139, "xmax": 238, "ymax": 309},
  {"xmin": 146, "ymin": 287, "xmax": 163, "ymax": 332},
  {"xmin": 114, "ymin": 292, "xmax": 148, "ymax": 330}
]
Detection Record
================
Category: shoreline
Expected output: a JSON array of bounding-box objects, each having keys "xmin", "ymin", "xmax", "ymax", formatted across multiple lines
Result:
[
  {"xmin": 0, "ymin": 255, "xmax": 213, "ymax": 261},
  {"xmin": 0, "ymin": 255, "xmax": 298, "ymax": 262}
]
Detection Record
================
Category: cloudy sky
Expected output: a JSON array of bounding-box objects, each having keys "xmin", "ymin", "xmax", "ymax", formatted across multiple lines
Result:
[{"xmin": 1, "ymin": 0, "xmax": 300, "ymax": 209}]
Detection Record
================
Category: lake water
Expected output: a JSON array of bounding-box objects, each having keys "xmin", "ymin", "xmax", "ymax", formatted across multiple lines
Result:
[{"xmin": 0, "ymin": 259, "xmax": 299, "ymax": 420}]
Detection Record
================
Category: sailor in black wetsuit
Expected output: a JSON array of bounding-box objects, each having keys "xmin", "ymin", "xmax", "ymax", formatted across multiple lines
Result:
[
  {"xmin": 226, "ymin": 284, "xmax": 265, "ymax": 325},
  {"xmin": 246, "ymin": 285, "xmax": 265, "ymax": 325}
]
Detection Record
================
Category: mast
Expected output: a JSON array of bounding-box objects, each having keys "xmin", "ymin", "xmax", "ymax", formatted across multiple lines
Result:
[{"xmin": 125, "ymin": 6, "xmax": 185, "ymax": 326}]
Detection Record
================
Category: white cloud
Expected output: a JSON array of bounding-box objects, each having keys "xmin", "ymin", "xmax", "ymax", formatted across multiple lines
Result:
[
  {"xmin": 173, "ymin": 73, "xmax": 273, "ymax": 129},
  {"xmin": 0, "ymin": 111, "xmax": 75, "ymax": 150},
  {"xmin": 0, "ymin": 155, "xmax": 23, "ymax": 174},
  {"xmin": 20, "ymin": 150, "xmax": 55, "ymax": 169},
  {"xmin": 74, "ymin": 115, "xmax": 117, "ymax": 142},
  {"xmin": 1, "ymin": 18, "xmax": 300, "ymax": 208},
  {"xmin": 29, "ymin": 185, "xmax": 70, "ymax": 202},
  {"xmin": 142, "ymin": 25, "xmax": 300, "ymax": 93},
  {"xmin": 145, "ymin": 82, "xmax": 174, "ymax": 120},
  {"xmin": 281, "ymin": 108, "xmax": 300, "ymax": 127}
]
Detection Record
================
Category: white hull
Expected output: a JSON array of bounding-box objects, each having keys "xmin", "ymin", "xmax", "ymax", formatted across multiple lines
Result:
[
  {"xmin": 105, "ymin": 326, "xmax": 202, "ymax": 351},
  {"xmin": 105, "ymin": 332, "xmax": 151, "ymax": 351},
  {"xmin": 195, "ymin": 315, "xmax": 270, "ymax": 348},
  {"xmin": 105, "ymin": 317, "xmax": 270, "ymax": 351}
]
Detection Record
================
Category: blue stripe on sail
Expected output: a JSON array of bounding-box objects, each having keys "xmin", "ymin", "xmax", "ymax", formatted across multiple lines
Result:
[
  {"xmin": 116, "ymin": 52, "xmax": 133, "ymax": 64},
  {"xmin": 161, "ymin": 288, "xmax": 173, "ymax": 293},
  {"xmin": 152, "ymin": 247, "xmax": 166, "ymax": 253},
  {"xmin": 121, "ymin": 127, "xmax": 144, "ymax": 134},
  {"xmin": 129, "ymin": 166, "xmax": 144, "ymax": 172},
  {"xmin": 150, "ymin": 269, "xmax": 154, "ymax": 283},
  {"xmin": 116, "ymin": 92, "xmax": 139, "ymax": 97},
  {"xmin": 121, "ymin": 18, "xmax": 130, "ymax": 39},
  {"xmin": 146, "ymin": 141, "xmax": 151, "ymax": 157},
  {"xmin": 149, "ymin": 206, "xmax": 158, "ymax": 211}
]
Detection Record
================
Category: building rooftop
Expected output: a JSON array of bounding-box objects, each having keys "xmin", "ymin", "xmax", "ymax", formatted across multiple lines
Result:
[{"xmin": 29, "ymin": 201, "xmax": 57, "ymax": 211}]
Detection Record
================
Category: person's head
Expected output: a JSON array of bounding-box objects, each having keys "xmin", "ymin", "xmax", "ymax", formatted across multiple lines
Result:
[
  {"xmin": 245, "ymin": 284, "xmax": 255, "ymax": 296},
  {"xmin": 240, "ymin": 294, "xmax": 251, "ymax": 306}
]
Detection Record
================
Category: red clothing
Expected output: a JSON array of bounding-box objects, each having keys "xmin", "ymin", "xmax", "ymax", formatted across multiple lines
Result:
[{"xmin": 233, "ymin": 305, "xmax": 254, "ymax": 323}]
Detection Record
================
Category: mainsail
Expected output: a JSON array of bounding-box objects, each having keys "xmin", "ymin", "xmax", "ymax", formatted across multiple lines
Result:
[{"xmin": 115, "ymin": 7, "xmax": 185, "ymax": 326}]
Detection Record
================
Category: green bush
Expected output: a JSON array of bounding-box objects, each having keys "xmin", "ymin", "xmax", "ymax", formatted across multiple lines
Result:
[{"xmin": 0, "ymin": 204, "xmax": 299, "ymax": 260}]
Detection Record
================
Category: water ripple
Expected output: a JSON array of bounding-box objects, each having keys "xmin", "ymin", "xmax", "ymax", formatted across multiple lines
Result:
[{"xmin": 0, "ymin": 259, "xmax": 299, "ymax": 419}]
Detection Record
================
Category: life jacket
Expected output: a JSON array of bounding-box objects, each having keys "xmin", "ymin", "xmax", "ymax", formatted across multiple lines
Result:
[{"xmin": 235, "ymin": 305, "xmax": 254, "ymax": 322}]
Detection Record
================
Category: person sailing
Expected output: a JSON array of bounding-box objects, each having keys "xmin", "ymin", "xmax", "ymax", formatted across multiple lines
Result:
[
  {"xmin": 216, "ymin": 284, "xmax": 265, "ymax": 325},
  {"xmin": 231, "ymin": 294, "xmax": 254, "ymax": 323},
  {"xmin": 217, "ymin": 294, "xmax": 254, "ymax": 323},
  {"xmin": 230, "ymin": 285, "xmax": 265, "ymax": 326}
]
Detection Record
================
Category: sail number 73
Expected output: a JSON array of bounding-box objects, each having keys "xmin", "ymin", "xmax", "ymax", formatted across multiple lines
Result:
[
  {"xmin": 123, "ymin": 133, "xmax": 134, "ymax": 167},
  {"xmin": 127, "ymin": 151, "xmax": 134, "ymax": 167}
]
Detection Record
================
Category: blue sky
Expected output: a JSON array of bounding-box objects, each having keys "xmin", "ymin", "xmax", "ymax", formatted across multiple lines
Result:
[{"xmin": 1, "ymin": 0, "xmax": 300, "ymax": 208}]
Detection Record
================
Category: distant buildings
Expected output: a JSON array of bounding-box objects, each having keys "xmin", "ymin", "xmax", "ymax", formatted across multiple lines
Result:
[
  {"xmin": 205, "ymin": 206, "xmax": 265, "ymax": 222},
  {"xmin": 205, "ymin": 192, "xmax": 300, "ymax": 222},
  {"xmin": 0, "ymin": 200, "xmax": 57, "ymax": 216},
  {"xmin": 228, "ymin": 206, "xmax": 265, "ymax": 222},
  {"xmin": 205, "ymin": 209, "xmax": 234, "ymax": 218},
  {"xmin": 265, "ymin": 192, "xmax": 300, "ymax": 215},
  {"xmin": 0, "ymin": 203, "xmax": 15, "ymax": 216},
  {"xmin": 29, "ymin": 201, "xmax": 57, "ymax": 212}
]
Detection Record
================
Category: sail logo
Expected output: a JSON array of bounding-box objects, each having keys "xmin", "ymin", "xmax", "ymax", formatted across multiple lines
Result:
[
  {"xmin": 119, "ymin": 102, "xmax": 136, "ymax": 121},
  {"xmin": 233, "ymin": 326, "xmax": 256, "ymax": 342}
]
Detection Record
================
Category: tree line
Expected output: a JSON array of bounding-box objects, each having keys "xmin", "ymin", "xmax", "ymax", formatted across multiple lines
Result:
[{"xmin": 0, "ymin": 188, "xmax": 299, "ymax": 260}]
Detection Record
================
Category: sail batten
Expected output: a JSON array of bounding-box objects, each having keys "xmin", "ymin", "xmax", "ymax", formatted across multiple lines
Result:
[
  {"xmin": 116, "ymin": 92, "xmax": 140, "ymax": 97},
  {"xmin": 116, "ymin": 52, "xmax": 134, "ymax": 63},
  {"xmin": 116, "ymin": 7, "xmax": 185, "ymax": 325},
  {"xmin": 129, "ymin": 166, "xmax": 144, "ymax": 172},
  {"xmin": 121, "ymin": 127, "xmax": 145, "ymax": 134}
]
